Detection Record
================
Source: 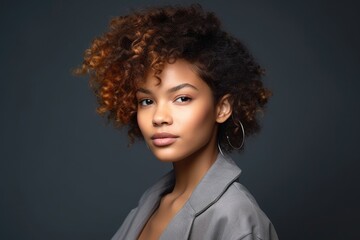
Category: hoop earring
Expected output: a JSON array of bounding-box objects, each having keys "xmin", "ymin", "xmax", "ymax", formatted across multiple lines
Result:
[
  {"xmin": 226, "ymin": 120, "xmax": 245, "ymax": 149},
  {"xmin": 217, "ymin": 142, "xmax": 225, "ymax": 156}
]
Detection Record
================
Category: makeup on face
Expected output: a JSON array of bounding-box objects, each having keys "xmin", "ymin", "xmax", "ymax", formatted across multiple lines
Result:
[
  {"xmin": 151, "ymin": 132, "xmax": 179, "ymax": 147},
  {"xmin": 136, "ymin": 59, "xmax": 218, "ymax": 163}
]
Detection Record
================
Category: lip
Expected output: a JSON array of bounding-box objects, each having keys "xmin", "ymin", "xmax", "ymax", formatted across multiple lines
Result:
[{"xmin": 151, "ymin": 132, "xmax": 179, "ymax": 147}]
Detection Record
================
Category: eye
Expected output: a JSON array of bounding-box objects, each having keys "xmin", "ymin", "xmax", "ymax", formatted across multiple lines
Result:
[
  {"xmin": 174, "ymin": 96, "xmax": 192, "ymax": 103},
  {"xmin": 139, "ymin": 99, "xmax": 153, "ymax": 106}
]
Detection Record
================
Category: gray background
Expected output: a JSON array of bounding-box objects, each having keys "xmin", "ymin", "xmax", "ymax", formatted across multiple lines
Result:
[{"xmin": 1, "ymin": 0, "xmax": 359, "ymax": 239}]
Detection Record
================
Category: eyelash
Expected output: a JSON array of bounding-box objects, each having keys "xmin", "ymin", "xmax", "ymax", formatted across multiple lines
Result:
[
  {"xmin": 138, "ymin": 96, "xmax": 192, "ymax": 106},
  {"xmin": 174, "ymin": 96, "xmax": 192, "ymax": 103},
  {"xmin": 139, "ymin": 99, "xmax": 153, "ymax": 106}
]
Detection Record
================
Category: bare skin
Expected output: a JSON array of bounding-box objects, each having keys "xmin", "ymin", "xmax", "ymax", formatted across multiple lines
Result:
[
  {"xmin": 137, "ymin": 140, "xmax": 218, "ymax": 240},
  {"xmin": 137, "ymin": 189, "xmax": 191, "ymax": 240},
  {"xmin": 136, "ymin": 60, "xmax": 232, "ymax": 240}
]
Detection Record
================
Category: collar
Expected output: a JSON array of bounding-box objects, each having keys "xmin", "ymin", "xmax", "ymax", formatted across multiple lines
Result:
[
  {"xmin": 141, "ymin": 153, "xmax": 242, "ymax": 214},
  {"xmin": 126, "ymin": 153, "xmax": 242, "ymax": 239},
  {"xmin": 188, "ymin": 153, "xmax": 242, "ymax": 215}
]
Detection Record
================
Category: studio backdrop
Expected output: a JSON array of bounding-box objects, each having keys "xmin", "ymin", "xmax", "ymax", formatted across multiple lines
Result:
[{"xmin": 1, "ymin": 0, "xmax": 359, "ymax": 239}]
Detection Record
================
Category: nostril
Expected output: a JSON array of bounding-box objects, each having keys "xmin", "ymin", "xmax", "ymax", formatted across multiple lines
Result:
[
  {"xmin": 152, "ymin": 105, "xmax": 172, "ymax": 126},
  {"xmin": 152, "ymin": 114, "xmax": 172, "ymax": 126}
]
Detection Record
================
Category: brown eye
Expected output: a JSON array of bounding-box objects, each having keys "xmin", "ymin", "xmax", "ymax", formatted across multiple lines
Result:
[
  {"xmin": 175, "ymin": 96, "xmax": 192, "ymax": 103},
  {"xmin": 139, "ymin": 99, "xmax": 153, "ymax": 106}
]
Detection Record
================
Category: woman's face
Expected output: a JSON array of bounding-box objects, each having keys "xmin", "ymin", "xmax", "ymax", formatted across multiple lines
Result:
[{"xmin": 136, "ymin": 59, "xmax": 219, "ymax": 162}]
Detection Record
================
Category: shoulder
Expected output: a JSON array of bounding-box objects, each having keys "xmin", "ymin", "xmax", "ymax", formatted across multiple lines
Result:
[
  {"xmin": 213, "ymin": 181, "xmax": 271, "ymax": 228},
  {"xmin": 217, "ymin": 182, "xmax": 263, "ymax": 218},
  {"xmin": 192, "ymin": 182, "xmax": 278, "ymax": 240}
]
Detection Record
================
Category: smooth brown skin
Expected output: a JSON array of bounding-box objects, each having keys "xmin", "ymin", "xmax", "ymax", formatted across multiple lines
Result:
[{"xmin": 136, "ymin": 60, "xmax": 232, "ymax": 240}]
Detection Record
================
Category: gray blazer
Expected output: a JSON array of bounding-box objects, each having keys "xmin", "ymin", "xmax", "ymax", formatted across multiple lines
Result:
[{"xmin": 111, "ymin": 154, "xmax": 279, "ymax": 240}]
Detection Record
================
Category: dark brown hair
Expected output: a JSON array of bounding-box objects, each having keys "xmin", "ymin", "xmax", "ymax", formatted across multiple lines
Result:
[{"xmin": 76, "ymin": 4, "xmax": 271, "ymax": 153}]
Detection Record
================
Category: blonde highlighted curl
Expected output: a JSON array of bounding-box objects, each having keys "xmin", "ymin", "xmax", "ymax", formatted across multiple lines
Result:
[{"xmin": 75, "ymin": 4, "xmax": 272, "ymax": 153}]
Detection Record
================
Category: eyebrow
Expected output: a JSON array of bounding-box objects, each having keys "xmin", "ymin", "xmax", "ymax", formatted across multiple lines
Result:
[{"xmin": 137, "ymin": 83, "xmax": 199, "ymax": 94}]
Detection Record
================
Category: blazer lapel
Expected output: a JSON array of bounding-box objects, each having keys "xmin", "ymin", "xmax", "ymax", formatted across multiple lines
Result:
[
  {"xmin": 124, "ymin": 154, "xmax": 241, "ymax": 240},
  {"xmin": 160, "ymin": 201, "xmax": 195, "ymax": 240},
  {"xmin": 188, "ymin": 153, "xmax": 241, "ymax": 215},
  {"xmin": 124, "ymin": 170, "xmax": 175, "ymax": 239},
  {"xmin": 161, "ymin": 153, "xmax": 241, "ymax": 240}
]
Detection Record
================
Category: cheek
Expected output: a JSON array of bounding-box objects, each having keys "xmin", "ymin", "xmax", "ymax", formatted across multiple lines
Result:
[
  {"xmin": 137, "ymin": 111, "xmax": 149, "ymax": 135},
  {"xmin": 177, "ymin": 102, "xmax": 215, "ymax": 134}
]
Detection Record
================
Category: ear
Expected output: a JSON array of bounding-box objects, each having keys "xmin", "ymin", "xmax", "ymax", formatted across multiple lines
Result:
[{"xmin": 216, "ymin": 94, "xmax": 232, "ymax": 123}]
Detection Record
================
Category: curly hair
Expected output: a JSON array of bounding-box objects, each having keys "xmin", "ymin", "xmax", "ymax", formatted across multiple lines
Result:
[{"xmin": 76, "ymin": 4, "xmax": 271, "ymax": 153}]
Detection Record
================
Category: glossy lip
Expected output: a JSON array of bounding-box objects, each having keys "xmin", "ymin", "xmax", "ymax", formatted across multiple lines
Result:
[{"xmin": 151, "ymin": 132, "xmax": 179, "ymax": 147}]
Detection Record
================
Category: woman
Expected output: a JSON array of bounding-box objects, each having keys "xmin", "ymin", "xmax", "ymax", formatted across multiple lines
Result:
[{"xmin": 77, "ymin": 4, "xmax": 279, "ymax": 240}]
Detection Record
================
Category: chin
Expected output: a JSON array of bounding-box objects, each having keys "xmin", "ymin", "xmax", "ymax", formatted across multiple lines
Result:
[
  {"xmin": 152, "ymin": 151, "xmax": 183, "ymax": 163},
  {"xmin": 150, "ymin": 147, "xmax": 190, "ymax": 163}
]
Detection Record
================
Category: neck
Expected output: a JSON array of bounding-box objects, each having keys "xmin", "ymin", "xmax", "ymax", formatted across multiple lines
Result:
[{"xmin": 170, "ymin": 137, "xmax": 219, "ymax": 198}]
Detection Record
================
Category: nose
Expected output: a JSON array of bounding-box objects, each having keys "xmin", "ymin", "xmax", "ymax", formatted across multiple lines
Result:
[{"xmin": 152, "ymin": 103, "xmax": 173, "ymax": 126}]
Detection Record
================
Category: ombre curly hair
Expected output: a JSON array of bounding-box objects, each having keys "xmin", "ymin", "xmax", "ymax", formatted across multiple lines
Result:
[{"xmin": 76, "ymin": 4, "xmax": 272, "ymax": 153}]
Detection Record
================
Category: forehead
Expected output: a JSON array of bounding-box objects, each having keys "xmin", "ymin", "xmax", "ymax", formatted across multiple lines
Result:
[{"xmin": 139, "ymin": 59, "xmax": 207, "ymax": 90}]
